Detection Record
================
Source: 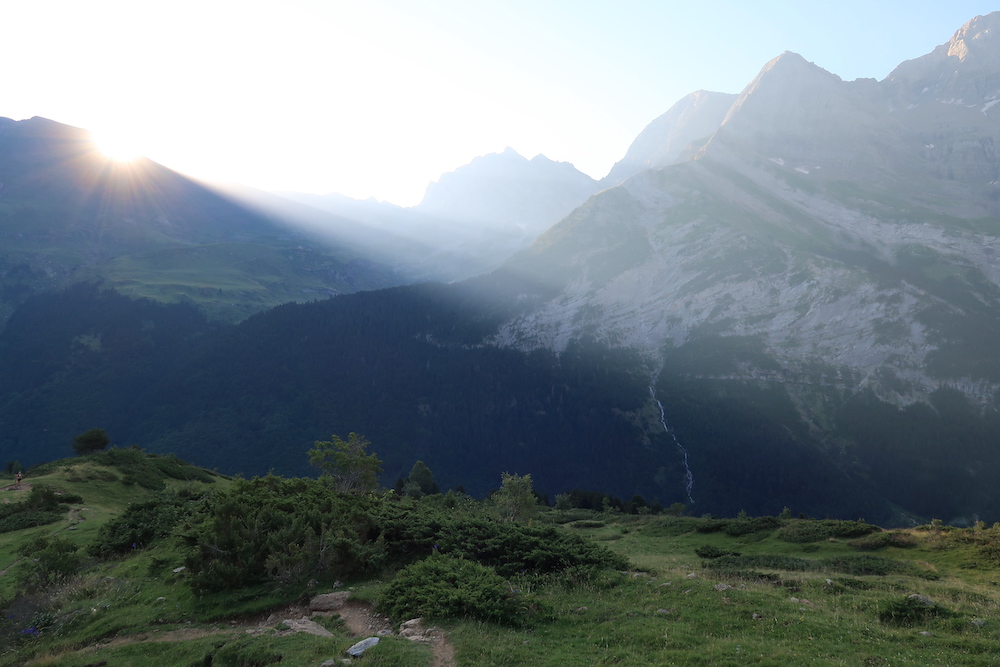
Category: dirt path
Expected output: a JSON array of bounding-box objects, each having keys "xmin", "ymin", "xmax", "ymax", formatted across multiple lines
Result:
[
  {"xmin": 1, "ymin": 481, "xmax": 31, "ymax": 495},
  {"xmin": 323, "ymin": 600, "xmax": 456, "ymax": 667},
  {"xmin": 72, "ymin": 599, "xmax": 455, "ymax": 666}
]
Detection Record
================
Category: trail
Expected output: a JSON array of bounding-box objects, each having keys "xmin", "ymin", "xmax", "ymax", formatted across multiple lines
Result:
[
  {"xmin": 650, "ymin": 386, "xmax": 695, "ymax": 504},
  {"xmin": 71, "ymin": 600, "xmax": 455, "ymax": 666}
]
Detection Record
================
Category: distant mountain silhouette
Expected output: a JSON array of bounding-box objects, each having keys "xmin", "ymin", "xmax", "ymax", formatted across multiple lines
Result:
[{"xmin": 0, "ymin": 116, "xmax": 401, "ymax": 322}]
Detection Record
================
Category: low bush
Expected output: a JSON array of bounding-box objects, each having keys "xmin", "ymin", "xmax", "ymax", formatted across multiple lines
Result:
[
  {"xmin": 89, "ymin": 490, "xmax": 202, "ymax": 558},
  {"xmin": 849, "ymin": 531, "xmax": 917, "ymax": 551},
  {"xmin": 0, "ymin": 511, "xmax": 63, "ymax": 534},
  {"xmin": 822, "ymin": 555, "xmax": 907, "ymax": 576},
  {"xmin": 212, "ymin": 636, "xmax": 283, "ymax": 666},
  {"xmin": 878, "ymin": 595, "xmax": 953, "ymax": 625},
  {"xmin": 704, "ymin": 554, "xmax": 812, "ymax": 572},
  {"xmin": 723, "ymin": 516, "xmax": 783, "ymax": 536},
  {"xmin": 777, "ymin": 519, "xmax": 880, "ymax": 543},
  {"xmin": 692, "ymin": 516, "xmax": 782, "ymax": 536},
  {"xmin": 379, "ymin": 556, "xmax": 526, "ymax": 625},
  {"xmin": 0, "ymin": 485, "xmax": 82, "ymax": 534},
  {"xmin": 180, "ymin": 476, "xmax": 631, "ymax": 594},
  {"xmin": 15, "ymin": 536, "xmax": 82, "ymax": 591},
  {"xmin": 695, "ymin": 545, "xmax": 741, "ymax": 559}
]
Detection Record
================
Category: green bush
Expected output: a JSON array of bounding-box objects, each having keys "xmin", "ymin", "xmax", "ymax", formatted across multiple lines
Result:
[
  {"xmin": 0, "ymin": 511, "xmax": 62, "ymax": 534},
  {"xmin": 0, "ymin": 485, "xmax": 82, "ymax": 534},
  {"xmin": 695, "ymin": 545, "xmax": 741, "ymax": 559},
  {"xmin": 777, "ymin": 519, "xmax": 880, "ymax": 543},
  {"xmin": 379, "ymin": 556, "xmax": 524, "ymax": 625},
  {"xmin": 723, "ymin": 516, "xmax": 782, "ymax": 536},
  {"xmin": 212, "ymin": 636, "xmax": 283, "ymax": 666},
  {"xmin": 878, "ymin": 595, "xmax": 952, "ymax": 625},
  {"xmin": 704, "ymin": 554, "xmax": 812, "ymax": 572},
  {"xmin": 89, "ymin": 491, "xmax": 201, "ymax": 558},
  {"xmin": 848, "ymin": 531, "xmax": 917, "ymax": 551},
  {"xmin": 180, "ymin": 476, "xmax": 630, "ymax": 595},
  {"xmin": 182, "ymin": 476, "xmax": 381, "ymax": 593},
  {"xmin": 15, "ymin": 536, "xmax": 82, "ymax": 590},
  {"xmin": 822, "ymin": 555, "xmax": 907, "ymax": 576}
]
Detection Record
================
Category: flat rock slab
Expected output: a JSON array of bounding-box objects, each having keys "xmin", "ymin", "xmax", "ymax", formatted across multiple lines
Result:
[
  {"xmin": 282, "ymin": 618, "xmax": 334, "ymax": 637},
  {"xmin": 310, "ymin": 591, "xmax": 351, "ymax": 612},
  {"xmin": 347, "ymin": 636, "xmax": 380, "ymax": 656}
]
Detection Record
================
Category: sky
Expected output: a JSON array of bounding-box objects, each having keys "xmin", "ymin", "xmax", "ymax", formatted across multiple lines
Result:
[{"xmin": 2, "ymin": 1, "xmax": 997, "ymax": 206}]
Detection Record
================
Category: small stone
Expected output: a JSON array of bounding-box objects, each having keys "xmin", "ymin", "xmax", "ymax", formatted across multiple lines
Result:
[
  {"xmin": 752, "ymin": 613, "xmax": 763, "ymax": 620},
  {"xmin": 686, "ymin": 573, "xmax": 698, "ymax": 579},
  {"xmin": 908, "ymin": 594, "xmax": 936, "ymax": 607},
  {"xmin": 919, "ymin": 631, "xmax": 933, "ymax": 637},
  {"xmin": 656, "ymin": 608, "xmax": 674, "ymax": 615},
  {"xmin": 714, "ymin": 583, "xmax": 732, "ymax": 591},
  {"xmin": 971, "ymin": 618, "xmax": 987, "ymax": 627},
  {"xmin": 346, "ymin": 637, "xmax": 380, "ymax": 657},
  {"xmin": 172, "ymin": 566, "xmax": 186, "ymax": 573},
  {"xmin": 574, "ymin": 606, "xmax": 589, "ymax": 613},
  {"xmin": 156, "ymin": 597, "xmax": 166, "ymax": 602},
  {"xmin": 789, "ymin": 597, "xmax": 799, "ymax": 603}
]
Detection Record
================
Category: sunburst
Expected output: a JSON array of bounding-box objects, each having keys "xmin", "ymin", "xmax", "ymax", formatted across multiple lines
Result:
[{"xmin": 92, "ymin": 130, "xmax": 144, "ymax": 162}]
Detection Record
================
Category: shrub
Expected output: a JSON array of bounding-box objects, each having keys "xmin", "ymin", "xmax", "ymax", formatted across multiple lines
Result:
[
  {"xmin": 379, "ymin": 556, "xmax": 523, "ymax": 625},
  {"xmin": 723, "ymin": 516, "xmax": 782, "ymax": 536},
  {"xmin": 848, "ymin": 531, "xmax": 917, "ymax": 551},
  {"xmin": 89, "ymin": 491, "xmax": 201, "ymax": 558},
  {"xmin": 822, "ymin": 555, "xmax": 907, "ymax": 576},
  {"xmin": 15, "ymin": 536, "xmax": 82, "ymax": 590},
  {"xmin": 0, "ymin": 485, "xmax": 82, "ymax": 534},
  {"xmin": 0, "ymin": 511, "xmax": 62, "ymax": 534},
  {"xmin": 181, "ymin": 476, "xmax": 631, "ymax": 594},
  {"xmin": 878, "ymin": 595, "xmax": 953, "ymax": 625},
  {"xmin": 212, "ymin": 636, "xmax": 283, "ymax": 666},
  {"xmin": 777, "ymin": 519, "xmax": 880, "ymax": 543},
  {"xmin": 695, "ymin": 545, "xmax": 741, "ymax": 559},
  {"xmin": 704, "ymin": 554, "xmax": 812, "ymax": 572},
  {"xmin": 181, "ymin": 476, "xmax": 381, "ymax": 593}
]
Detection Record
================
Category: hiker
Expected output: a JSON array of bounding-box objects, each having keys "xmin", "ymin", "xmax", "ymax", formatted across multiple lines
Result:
[{"xmin": 15, "ymin": 471, "xmax": 21, "ymax": 489}]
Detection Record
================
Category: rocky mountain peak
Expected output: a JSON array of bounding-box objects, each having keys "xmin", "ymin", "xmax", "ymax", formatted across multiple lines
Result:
[
  {"xmin": 884, "ymin": 12, "xmax": 1000, "ymax": 107},
  {"xmin": 946, "ymin": 12, "xmax": 1000, "ymax": 62},
  {"xmin": 416, "ymin": 147, "xmax": 597, "ymax": 235}
]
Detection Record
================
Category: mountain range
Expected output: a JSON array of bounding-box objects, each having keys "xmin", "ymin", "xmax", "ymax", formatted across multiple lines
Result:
[{"xmin": 4, "ymin": 13, "xmax": 1000, "ymax": 525}]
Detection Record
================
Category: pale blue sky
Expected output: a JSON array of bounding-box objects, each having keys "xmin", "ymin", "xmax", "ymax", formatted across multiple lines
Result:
[{"xmin": 1, "ymin": 1, "xmax": 996, "ymax": 205}]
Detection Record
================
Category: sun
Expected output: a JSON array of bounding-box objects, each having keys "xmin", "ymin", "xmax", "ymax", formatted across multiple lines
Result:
[{"xmin": 92, "ymin": 130, "xmax": 144, "ymax": 162}]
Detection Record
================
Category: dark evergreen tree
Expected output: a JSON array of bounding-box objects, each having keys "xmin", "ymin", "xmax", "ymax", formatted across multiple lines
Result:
[{"xmin": 72, "ymin": 428, "xmax": 110, "ymax": 455}]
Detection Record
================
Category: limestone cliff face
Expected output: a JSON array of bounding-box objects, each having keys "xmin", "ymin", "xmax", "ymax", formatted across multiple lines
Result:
[{"xmin": 491, "ymin": 12, "xmax": 1000, "ymax": 406}]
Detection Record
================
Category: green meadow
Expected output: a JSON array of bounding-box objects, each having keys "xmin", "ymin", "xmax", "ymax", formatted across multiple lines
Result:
[{"xmin": 2, "ymin": 453, "xmax": 999, "ymax": 666}]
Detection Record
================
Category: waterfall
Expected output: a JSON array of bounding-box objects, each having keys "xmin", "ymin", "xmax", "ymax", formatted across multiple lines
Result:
[{"xmin": 649, "ymin": 386, "xmax": 695, "ymax": 504}]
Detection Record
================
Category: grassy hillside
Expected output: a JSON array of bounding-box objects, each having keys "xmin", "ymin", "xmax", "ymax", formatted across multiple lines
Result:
[{"xmin": 3, "ymin": 453, "xmax": 1000, "ymax": 666}]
